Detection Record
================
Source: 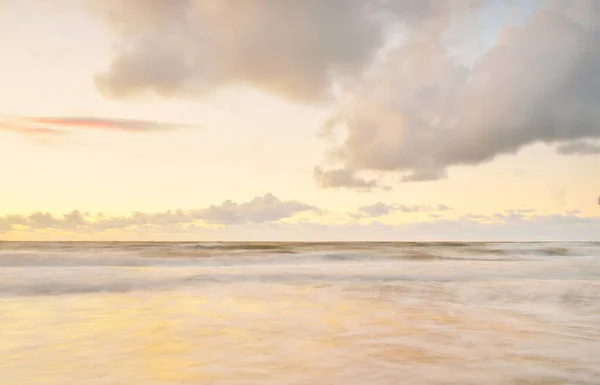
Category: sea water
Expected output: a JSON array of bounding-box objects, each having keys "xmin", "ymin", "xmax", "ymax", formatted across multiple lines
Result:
[{"xmin": 1, "ymin": 241, "xmax": 599, "ymax": 384}]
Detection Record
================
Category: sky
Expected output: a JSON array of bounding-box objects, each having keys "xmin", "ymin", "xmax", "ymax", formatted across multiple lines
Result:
[{"xmin": 0, "ymin": 0, "xmax": 599, "ymax": 241}]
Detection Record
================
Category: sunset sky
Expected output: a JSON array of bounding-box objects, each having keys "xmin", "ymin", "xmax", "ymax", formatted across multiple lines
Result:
[{"xmin": 1, "ymin": 0, "xmax": 599, "ymax": 241}]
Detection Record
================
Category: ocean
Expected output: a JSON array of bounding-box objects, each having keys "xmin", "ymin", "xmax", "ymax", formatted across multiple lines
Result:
[{"xmin": 1, "ymin": 241, "xmax": 599, "ymax": 384}]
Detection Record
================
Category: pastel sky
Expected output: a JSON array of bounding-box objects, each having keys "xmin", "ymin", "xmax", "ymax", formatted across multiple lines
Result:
[{"xmin": 1, "ymin": 0, "xmax": 599, "ymax": 241}]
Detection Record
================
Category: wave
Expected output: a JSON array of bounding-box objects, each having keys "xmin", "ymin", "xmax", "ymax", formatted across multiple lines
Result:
[
  {"xmin": 2, "ymin": 267, "xmax": 599, "ymax": 298},
  {"xmin": 0, "ymin": 241, "xmax": 597, "ymax": 268}
]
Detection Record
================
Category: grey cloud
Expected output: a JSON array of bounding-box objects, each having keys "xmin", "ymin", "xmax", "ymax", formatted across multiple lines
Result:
[
  {"xmin": 1, "ymin": 210, "xmax": 92, "ymax": 231},
  {"xmin": 403, "ymin": 213, "xmax": 600, "ymax": 241},
  {"xmin": 460, "ymin": 213, "xmax": 488, "ymax": 221},
  {"xmin": 556, "ymin": 140, "xmax": 600, "ymax": 155},
  {"xmin": 90, "ymin": 1, "xmax": 489, "ymax": 102},
  {"xmin": 401, "ymin": 169, "xmax": 447, "ymax": 182},
  {"xmin": 351, "ymin": 202, "xmax": 452, "ymax": 218},
  {"xmin": 353, "ymin": 202, "xmax": 395, "ymax": 218},
  {"xmin": 314, "ymin": 167, "xmax": 386, "ymax": 192},
  {"xmin": 87, "ymin": 1, "xmax": 600, "ymax": 189},
  {"xmin": 128, "ymin": 210, "xmax": 193, "ymax": 226},
  {"xmin": 187, "ymin": 213, "xmax": 600, "ymax": 241},
  {"xmin": 492, "ymin": 212, "xmax": 525, "ymax": 222},
  {"xmin": 3, "ymin": 208, "xmax": 599, "ymax": 241},
  {"xmin": 192, "ymin": 194, "xmax": 317, "ymax": 225},
  {"xmin": 317, "ymin": 0, "xmax": 600, "ymax": 186},
  {"xmin": 0, "ymin": 194, "xmax": 316, "ymax": 233},
  {"xmin": 476, "ymin": 209, "xmax": 537, "ymax": 223},
  {"xmin": 510, "ymin": 209, "xmax": 536, "ymax": 214},
  {"xmin": 90, "ymin": 0, "xmax": 392, "ymax": 102},
  {"xmin": 89, "ymin": 0, "xmax": 493, "ymax": 106},
  {"xmin": 86, "ymin": 1, "xmax": 600, "ymax": 190}
]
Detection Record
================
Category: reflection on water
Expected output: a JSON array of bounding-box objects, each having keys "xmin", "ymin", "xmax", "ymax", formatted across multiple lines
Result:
[
  {"xmin": 2, "ymin": 280, "xmax": 600, "ymax": 384},
  {"xmin": 1, "ymin": 242, "xmax": 599, "ymax": 384}
]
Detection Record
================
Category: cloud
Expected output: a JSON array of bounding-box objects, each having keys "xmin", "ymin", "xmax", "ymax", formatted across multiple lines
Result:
[
  {"xmin": 192, "ymin": 193, "xmax": 318, "ymax": 225},
  {"xmin": 351, "ymin": 202, "xmax": 452, "ymax": 218},
  {"xmin": 400, "ymin": 213, "xmax": 600, "ymax": 242},
  {"xmin": 2, "ymin": 208, "xmax": 599, "ymax": 242},
  {"xmin": 31, "ymin": 117, "xmax": 197, "ymax": 132},
  {"xmin": 317, "ymin": 0, "xmax": 600, "ymax": 186},
  {"xmin": 401, "ymin": 168, "xmax": 448, "ymax": 182},
  {"xmin": 86, "ymin": 1, "xmax": 600, "ymax": 188},
  {"xmin": 90, "ymin": 1, "xmax": 488, "ymax": 102},
  {"xmin": 555, "ymin": 140, "xmax": 600, "ymax": 156},
  {"xmin": 314, "ymin": 166, "xmax": 385, "ymax": 192},
  {"xmin": 0, "ymin": 115, "xmax": 194, "ymax": 137},
  {"xmin": 0, "ymin": 116, "xmax": 66, "ymax": 136},
  {"xmin": 510, "ymin": 208, "xmax": 536, "ymax": 214},
  {"xmin": 89, "ymin": 0, "xmax": 396, "ymax": 102},
  {"xmin": 0, "ymin": 210, "xmax": 91, "ymax": 231},
  {"xmin": 0, "ymin": 195, "xmax": 317, "ymax": 234}
]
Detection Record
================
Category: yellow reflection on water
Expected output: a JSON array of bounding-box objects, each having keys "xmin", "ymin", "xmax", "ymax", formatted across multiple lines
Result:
[{"xmin": 0, "ymin": 282, "xmax": 593, "ymax": 385}]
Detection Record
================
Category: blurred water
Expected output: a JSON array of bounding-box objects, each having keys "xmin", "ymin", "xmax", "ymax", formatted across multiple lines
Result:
[{"xmin": 1, "ymin": 242, "xmax": 599, "ymax": 384}]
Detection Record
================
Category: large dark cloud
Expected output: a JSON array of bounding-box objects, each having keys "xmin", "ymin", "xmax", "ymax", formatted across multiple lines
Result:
[
  {"xmin": 90, "ymin": 0, "xmax": 394, "ymax": 102},
  {"xmin": 317, "ymin": 0, "xmax": 600, "ymax": 186},
  {"xmin": 90, "ymin": 0, "xmax": 487, "ymax": 103},
  {"xmin": 88, "ymin": 0, "xmax": 600, "ymax": 188}
]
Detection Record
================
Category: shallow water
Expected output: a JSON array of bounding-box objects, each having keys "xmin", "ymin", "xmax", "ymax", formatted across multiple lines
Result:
[{"xmin": 1, "ymin": 242, "xmax": 599, "ymax": 384}]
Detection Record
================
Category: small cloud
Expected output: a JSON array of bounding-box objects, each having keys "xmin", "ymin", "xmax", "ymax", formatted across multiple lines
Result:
[
  {"xmin": 352, "ymin": 202, "xmax": 395, "ymax": 218},
  {"xmin": 508, "ymin": 208, "xmax": 536, "ymax": 214},
  {"xmin": 0, "ymin": 116, "xmax": 66, "ymax": 137},
  {"xmin": 460, "ymin": 213, "xmax": 488, "ymax": 221},
  {"xmin": 0, "ymin": 114, "xmax": 198, "ymax": 138},
  {"xmin": 492, "ymin": 212, "xmax": 525, "ymax": 222},
  {"xmin": 401, "ymin": 169, "xmax": 448, "ymax": 183},
  {"xmin": 314, "ymin": 167, "xmax": 388, "ymax": 192},
  {"xmin": 31, "ymin": 116, "xmax": 198, "ymax": 132},
  {"xmin": 556, "ymin": 140, "xmax": 600, "ymax": 156},
  {"xmin": 191, "ymin": 193, "xmax": 318, "ymax": 225},
  {"xmin": 351, "ymin": 202, "xmax": 453, "ymax": 219}
]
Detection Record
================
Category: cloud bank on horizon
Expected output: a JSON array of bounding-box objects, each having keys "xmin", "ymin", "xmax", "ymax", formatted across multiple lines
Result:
[
  {"xmin": 1, "ymin": 193, "xmax": 598, "ymax": 241},
  {"xmin": 88, "ymin": 0, "xmax": 600, "ymax": 189}
]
